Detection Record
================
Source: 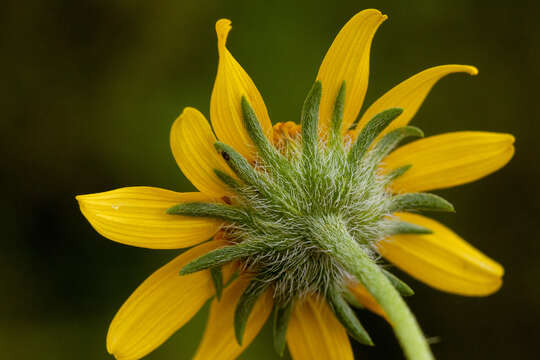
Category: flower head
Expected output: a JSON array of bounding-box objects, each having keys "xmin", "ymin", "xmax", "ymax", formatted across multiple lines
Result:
[{"xmin": 77, "ymin": 9, "xmax": 514, "ymax": 360}]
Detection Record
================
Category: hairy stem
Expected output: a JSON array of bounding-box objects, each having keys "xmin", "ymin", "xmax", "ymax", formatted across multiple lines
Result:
[{"xmin": 311, "ymin": 215, "xmax": 434, "ymax": 360}]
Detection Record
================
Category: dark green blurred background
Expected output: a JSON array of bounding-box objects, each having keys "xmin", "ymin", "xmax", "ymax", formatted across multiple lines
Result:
[{"xmin": 2, "ymin": 0, "xmax": 539, "ymax": 359}]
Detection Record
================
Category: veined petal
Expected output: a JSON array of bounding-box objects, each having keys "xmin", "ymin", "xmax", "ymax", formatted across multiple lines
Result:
[
  {"xmin": 194, "ymin": 277, "xmax": 273, "ymax": 360},
  {"xmin": 383, "ymin": 131, "xmax": 515, "ymax": 193},
  {"xmin": 107, "ymin": 240, "xmax": 228, "ymax": 360},
  {"xmin": 77, "ymin": 187, "xmax": 222, "ymax": 249},
  {"xmin": 317, "ymin": 9, "xmax": 387, "ymax": 135},
  {"xmin": 287, "ymin": 297, "xmax": 353, "ymax": 360},
  {"xmin": 170, "ymin": 107, "xmax": 236, "ymax": 197},
  {"xmin": 210, "ymin": 19, "xmax": 273, "ymax": 161},
  {"xmin": 376, "ymin": 212, "xmax": 504, "ymax": 296},
  {"xmin": 347, "ymin": 281, "xmax": 388, "ymax": 321},
  {"xmin": 353, "ymin": 65, "xmax": 478, "ymax": 139}
]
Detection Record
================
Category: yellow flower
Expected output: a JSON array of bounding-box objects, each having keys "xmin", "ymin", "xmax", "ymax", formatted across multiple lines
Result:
[{"xmin": 77, "ymin": 9, "xmax": 514, "ymax": 360}]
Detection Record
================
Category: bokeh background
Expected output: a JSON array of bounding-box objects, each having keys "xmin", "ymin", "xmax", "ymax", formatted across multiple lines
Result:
[{"xmin": 2, "ymin": 0, "xmax": 539, "ymax": 359}]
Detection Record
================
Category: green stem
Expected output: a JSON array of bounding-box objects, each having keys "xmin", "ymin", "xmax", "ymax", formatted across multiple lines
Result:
[{"xmin": 311, "ymin": 215, "xmax": 434, "ymax": 360}]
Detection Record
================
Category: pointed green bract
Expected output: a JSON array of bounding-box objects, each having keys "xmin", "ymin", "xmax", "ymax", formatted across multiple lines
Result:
[
  {"xmin": 389, "ymin": 220, "xmax": 433, "ymax": 235},
  {"xmin": 382, "ymin": 269, "xmax": 415, "ymax": 297},
  {"xmin": 210, "ymin": 267, "xmax": 224, "ymax": 300},
  {"xmin": 214, "ymin": 169, "xmax": 242, "ymax": 191},
  {"xmin": 214, "ymin": 142, "xmax": 267, "ymax": 190},
  {"xmin": 216, "ymin": 142, "xmax": 300, "ymax": 215},
  {"xmin": 234, "ymin": 279, "xmax": 269, "ymax": 345},
  {"xmin": 328, "ymin": 286, "xmax": 373, "ymax": 345},
  {"xmin": 390, "ymin": 193, "xmax": 455, "ymax": 213},
  {"xmin": 241, "ymin": 96, "xmax": 286, "ymax": 167},
  {"xmin": 166, "ymin": 202, "xmax": 247, "ymax": 223},
  {"xmin": 273, "ymin": 301, "xmax": 293, "ymax": 357},
  {"xmin": 301, "ymin": 81, "xmax": 322, "ymax": 160},
  {"xmin": 368, "ymin": 126, "xmax": 424, "ymax": 167},
  {"xmin": 349, "ymin": 108, "xmax": 403, "ymax": 165},
  {"xmin": 179, "ymin": 244, "xmax": 254, "ymax": 275},
  {"xmin": 329, "ymin": 82, "xmax": 346, "ymax": 150},
  {"xmin": 385, "ymin": 164, "xmax": 412, "ymax": 184}
]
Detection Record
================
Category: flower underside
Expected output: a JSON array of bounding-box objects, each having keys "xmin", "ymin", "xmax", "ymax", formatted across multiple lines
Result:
[
  {"xmin": 75, "ymin": 10, "xmax": 516, "ymax": 360},
  {"xmin": 168, "ymin": 81, "xmax": 454, "ymax": 346}
]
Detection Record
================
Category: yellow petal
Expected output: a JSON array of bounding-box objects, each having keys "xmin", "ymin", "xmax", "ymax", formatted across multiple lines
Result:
[
  {"xmin": 316, "ymin": 9, "xmax": 387, "ymax": 135},
  {"xmin": 77, "ymin": 187, "xmax": 222, "ymax": 249},
  {"xmin": 210, "ymin": 19, "xmax": 273, "ymax": 161},
  {"xmin": 353, "ymin": 65, "xmax": 478, "ymax": 139},
  {"xmin": 376, "ymin": 212, "xmax": 504, "ymax": 296},
  {"xmin": 347, "ymin": 281, "xmax": 388, "ymax": 321},
  {"xmin": 383, "ymin": 131, "xmax": 515, "ymax": 193},
  {"xmin": 194, "ymin": 276, "xmax": 273, "ymax": 360},
  {"xmin": 287, "ymin": 297, "xmax": 353, "ymax": 360},
  {"xmin": 170, "ymin": 107, "xmax": 236, "ymax": 197},
  {"xmin": 107, "ymin": 240, "xmax": 228, "ymax": 360}
]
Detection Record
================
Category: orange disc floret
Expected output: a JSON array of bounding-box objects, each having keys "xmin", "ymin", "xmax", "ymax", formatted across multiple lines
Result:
[{"xmin": 272, "ymin": 121, "xmax": 302, "ymax": 150}]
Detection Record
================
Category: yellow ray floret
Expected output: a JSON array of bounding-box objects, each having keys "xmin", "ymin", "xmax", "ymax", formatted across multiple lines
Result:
[
  {"xmin": 194, "ymin": 277, "xmax": 273, "ymax": 360},
  {"xmin": 352, "ymin": 65, "xmax": 478, "ymax": 141},
  {"xmin": 76, "ymin": 187, "xmax": 222, "ymax": 249},
  {"xmin": 210, "ymin": 19, "xmax": 273, "ymax": 161},
  {"xmin": 286, "ymin": 297, "xmax": 353, "ymax": 360},
  {"xmin": 170, "ymin": 107, "xmax": 237, "ymax": 197},
  {"xmin": 383, "ymin": 131, "xmax": 515, "ymax": 193},
  {"xmin": 377, "ymin": 212, "xmax": 504, "ymax": 296},
  {"xmin": 107, "ymin": 240, "xmax": 230, "ymax": 360},
  {"xmin": 317, "ymin": 9, "xmax": 387, "ymax": 135}
]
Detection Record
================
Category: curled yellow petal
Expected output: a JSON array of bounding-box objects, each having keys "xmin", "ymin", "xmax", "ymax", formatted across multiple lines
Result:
[
  {"xmin": 210, "ymin": 19, "xmax": 273, "ymax": 161},
  {"xmin": 107, "ymin": 240, "xmax": 227, "ymax": 360},
  {"xmin": 194, "ymin": 276, "xmax": 273, "ymax": 360},
  {"xmin": 383, "ymin": 131, "xmax": 515, "ymax": 193},
  {"xmin": 347, "ymin": 281, "xmax": 388, "ymax": 321},
  {"xmin": 352, "ymin": 65, "xmax": 478, "ymax": 139},
  {"xmin": 170, "ymin": 107, "xmax": 236, "ymax": 197},
  {"xmin": 287, "ymin": 297, "xmax": 353, "ymax": 360},
  {"xmin": 376, "ymin": 212, "xmax": 504, "ymax": 296},
  {"xmin": 76, "ymin": 187, "xmax": 222, "ymax": 249},
  {"xmin": 317, "ymin": 9, "xmax": 387, "ymax": 135}
]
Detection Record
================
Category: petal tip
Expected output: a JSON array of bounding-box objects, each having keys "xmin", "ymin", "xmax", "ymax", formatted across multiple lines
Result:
[
  {"xmin": 216, "ymin": 19, "xmax": 232, "ymax": 48},
  {"xmin": 105, "ymin": 336, "xmax": 123, "ymax": 360},
  {"xmin": 359, "ymin": 8, "xmax": 385, "ymax": 16},
  {"xmin": 446, "ymin": 65, "xmax": 479, "ymax": 76},
  {"xmin": 484, "ymin": 277, "xmax": 503, "ymax": 296},
  {"xmin": 466, "ymin": 66, "xmax": 479, "ymax": 76},
  {"xmin": 173, "ymin": 107, "xmax": 205, "ymax": 131},
  {"xmin": 105, "ymin": 332, "xmax": 115, "ymax": 355},
  {"xmin": 75, "ymin": 193, "xmax": 93, "ymax": 204},
  {"xmin": 494, "ymin": 262, "xmax": 505, "ymax": 277},
  {"xmin": 180, "ymin": 106, "xmax": 199, "ymax": 117},
  {"xmin": 506, "ymin": 134, "xmax": 516, "ymax": 144},
  {"xmin": 355, "ymin": 8, "xmax": 388, "ymax": 23}
]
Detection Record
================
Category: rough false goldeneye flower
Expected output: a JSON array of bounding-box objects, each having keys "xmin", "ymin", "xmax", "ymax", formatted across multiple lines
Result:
[{"xmin": 77, "ymin": 9, "xmax": 514, "ymax": 360}]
